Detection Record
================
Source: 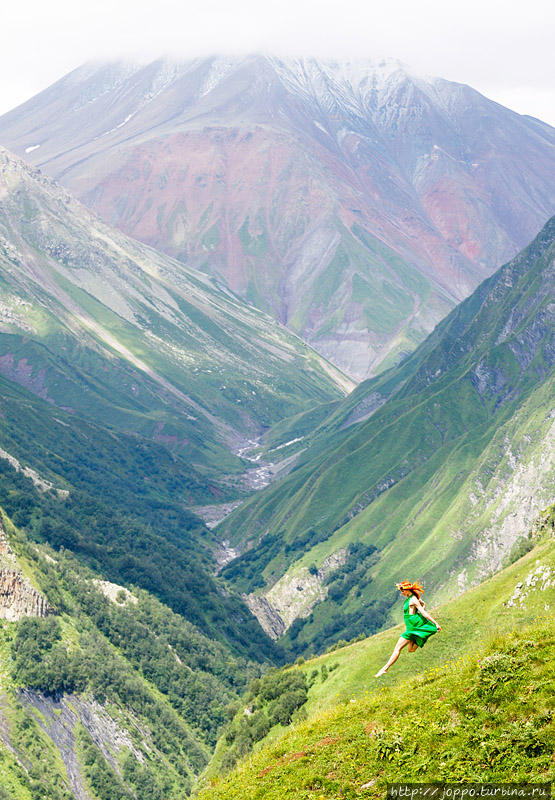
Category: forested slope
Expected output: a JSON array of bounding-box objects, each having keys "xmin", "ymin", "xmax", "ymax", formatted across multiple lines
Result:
[{"xmin": 0, "ymin": 506, "xmax": 266, "ymax": 799}]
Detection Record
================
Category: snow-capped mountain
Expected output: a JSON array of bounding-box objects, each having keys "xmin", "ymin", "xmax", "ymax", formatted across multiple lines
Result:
[{"xmin": 1, "ymin": 55, "xmax": 553, "ymax": 378}]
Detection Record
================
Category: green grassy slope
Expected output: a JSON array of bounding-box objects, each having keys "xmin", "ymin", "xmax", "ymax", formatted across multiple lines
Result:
[
  {"xmin": 216, "ymin": 218, "xmax": 555, "ymax": 652},
  {"xmin": 199, "ymin": 517, "xmax": 554, "ymax": 797},
  {"xmin": 200, "ymin": 618, "xmax": 554, "ymax": 800},
  {"xmin": 0, "ymin": 146, "xmax": 351, "ymax": 661}
]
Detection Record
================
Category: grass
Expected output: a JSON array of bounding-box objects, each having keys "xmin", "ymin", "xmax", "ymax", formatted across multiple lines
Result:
[
  {"xmin": 198, "ymin": 533, "xmax": 554, "ymax": 798},
  {"xmin": 0, "ymin": 505, "xmax": 271, "ymax": 797},
  {"xmin": 0, "ymin": 746, "xmax": 34, "ymax": 800},
  {"xmin": 297, "ymin": 533, "xmax": 554, "ymax": 712},
  {"xmin": 216, "ymin": 221, "xmax": 555, "ymax": 652},
  {"xmin": 200, "ymin": 617, "xmax": 554, "ymax": 800},
  {"xmin": 200, "ymin": 530, "xmax": 554, "ymax": 788},
  {"xmin": 0, "ymin": 624, "xmax": 14, "ymax": 693}
]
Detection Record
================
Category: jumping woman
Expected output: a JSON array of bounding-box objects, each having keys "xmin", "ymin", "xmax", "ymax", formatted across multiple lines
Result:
[{"xmin": 375, "ymin": 581, "xmax": 441, "ymax": 677}]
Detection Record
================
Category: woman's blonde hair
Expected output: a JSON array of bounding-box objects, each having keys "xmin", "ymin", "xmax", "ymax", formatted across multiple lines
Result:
[{"xmin": 395, "ymin": 580, "xmax": 424, "ymax": 599}]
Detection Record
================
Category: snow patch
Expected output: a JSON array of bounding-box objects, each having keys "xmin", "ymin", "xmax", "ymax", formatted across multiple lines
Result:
[
  {"xmin": 198, "ymin": 60, "xmax": 237, "ymax": 98},
  {"xmin": 97, "ymin": 112, "xmax": 136, "ymax": 139},
  {"xmin": 116, "ymin": 113, "xmax": 134, "ymax": 129},
  {"xmin": 313, "ymin": 120, "xmax": 328, "ymax": 135},
  {"xmin": 24, "ymin": 145, "xmax": 40, "ymax": 154}
]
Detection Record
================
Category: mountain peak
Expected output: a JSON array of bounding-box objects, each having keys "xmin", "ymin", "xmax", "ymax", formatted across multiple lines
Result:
[{"xmin": 1, "ymin": 58, "xmax": 553, "ymax": 380}]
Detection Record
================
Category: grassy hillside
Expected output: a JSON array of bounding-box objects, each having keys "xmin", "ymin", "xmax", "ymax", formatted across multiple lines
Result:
[
  {"xmin": 216, "ymin": 218, "xmax": 555, "ymax": 652},
  {"xmin": 200, "ymin": 617, "xmax": 554, "ymax": 799},
  {"xmin": 0, "ymin": 146, "xmax": 350, "ymax": 660},
  {"xmin": 199, "ymin": 516, "xmax": 554, "ymax": 796}
]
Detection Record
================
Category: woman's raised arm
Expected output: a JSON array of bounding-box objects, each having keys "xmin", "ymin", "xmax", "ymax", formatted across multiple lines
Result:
[{"xmin": 412, "ymin": 596, "xmax": 442, "ymax": 630}]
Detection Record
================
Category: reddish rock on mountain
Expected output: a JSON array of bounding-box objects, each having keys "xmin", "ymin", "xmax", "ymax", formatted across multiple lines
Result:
[{"xmin": 1, "ymin": 56, "xmax": 553, "ymax": 378}]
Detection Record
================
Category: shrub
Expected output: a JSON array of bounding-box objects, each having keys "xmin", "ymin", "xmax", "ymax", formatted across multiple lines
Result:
[{"xmin": 220, "ymin": 667, "xmax": 308, "ymax": 771}]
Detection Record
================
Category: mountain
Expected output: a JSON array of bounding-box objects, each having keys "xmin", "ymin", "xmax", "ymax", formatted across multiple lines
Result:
[
  {"xmin": 0, "ymin": 506, "xmax": 265, "ymax": 799},
  {"xmin": 215, "ymin": 217, "xmax": 555, "ymax": 651},
  {"xmin": 199, "ymin": 513, "xmax": 555, "ymax": 796},
  {"xmin": 0, "ymin": 502, "xmax": 550, "ymax": 799},
  {"xmin": 0, "ymin": 145, "xmax": 351, "ymax": 657},
  {"xmin": 0, "ymin": 148, "xmax": 359, "ymax": 800},
  {"xmin": 1, "ymin": 56, "xmax": 553, "ymax": 379},
  {"xmin": 0, "ymin": 145, "xmax": 348, "ymax": 474}
]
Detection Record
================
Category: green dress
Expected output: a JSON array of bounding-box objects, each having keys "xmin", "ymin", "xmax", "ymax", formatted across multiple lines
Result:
[{"xmin": 400, "ymin": 597, "xmax": 438, "ymax": 648}]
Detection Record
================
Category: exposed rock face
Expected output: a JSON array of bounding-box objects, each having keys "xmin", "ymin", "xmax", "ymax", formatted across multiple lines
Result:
[
  {"xmin": 92, "ymin": 579, "xmax": 137, "ymax": 605},
  {"xmin": 455, "ymin": 415, "xmax": 555, "ymax": 591},
  {"xmin": 0, "ymin": 518, "xmax": 16, "ymax": 564},
  {"xmin": 243, "ymin": 594, "xmax": 287, "ymax": 640},
  {"xmin": 0, "ymin": 446, "xmax": 69, "ymax": 497},
  {"xmin": 341, "ymin": 392, "xmax": 387, "ymax": 429},
  {"xmin": 245, "ymin": 549, "xmax": 347, "ymax": 639},
  {"xmin": 0, "ymin": 516, "xmax": 51, "ymax": 619},
  {"xmin": 0, "ymin": 570, "xmax": 51, "ymax": 620},
  {"xmin": 18, "ymin": 689, "xmax": 145, "ymax": 800},
  {"xmin": 504, "ymin": 563, "xmax": 553, "ymax": 608}
]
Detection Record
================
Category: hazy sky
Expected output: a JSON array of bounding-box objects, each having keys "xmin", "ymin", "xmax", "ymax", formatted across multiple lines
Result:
[{"xmin": 2, "ymin": 0, "xmax": 554, "ymax": 124}]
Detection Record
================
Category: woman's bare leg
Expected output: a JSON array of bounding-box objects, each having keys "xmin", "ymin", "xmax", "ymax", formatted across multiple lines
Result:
[
  {"xmin": 375, "ymin": 636, "xmax": 409, "ymax": 676},
  {"xmin": 408, "ymin": 641, "xmax": 417, "ymax": 653}
]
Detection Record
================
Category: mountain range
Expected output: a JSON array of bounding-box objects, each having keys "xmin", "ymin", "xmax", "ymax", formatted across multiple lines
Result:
[
  {"xmin": 217, "ymin": 216, "xmax": 554, "ymax": 651},
  {"xmin": 1, "ymin": 55, "xmax": 553, "ymax": 378},
  {"xmin": 0, "ymin": 145, "xmax": 352, "ymax": 664},
  {"xmin": 0, "ymin": 145, "xmax": 347, "ymax": 478},
  {"xmin": 0, "ymin": 53, "xmax": 553, "ymax": 800}
]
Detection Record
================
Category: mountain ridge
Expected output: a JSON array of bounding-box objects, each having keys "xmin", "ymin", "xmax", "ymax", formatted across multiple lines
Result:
[
  {"xmin": 2, "ymin": 56, "xmax": 553, "ymax": 378},
  {"xmin": 0, "ymin": 144, "xmax": 349, "ymax": 659},
  {"xmin": 215, "ymin": 216, "xmax": 555, "ymax": 650},
  {"xmin": 0, "ymin": 145, "xmax": 349, "ymax": 463}
]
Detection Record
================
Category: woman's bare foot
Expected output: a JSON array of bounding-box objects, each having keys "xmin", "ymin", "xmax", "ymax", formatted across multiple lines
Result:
[{"xmin": 375, "ymin": 667, "xmax": 388, "ymax": 677}]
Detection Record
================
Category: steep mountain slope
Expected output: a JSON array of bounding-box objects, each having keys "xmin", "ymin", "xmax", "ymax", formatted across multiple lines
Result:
[
  {"xmin": 0, "ymin": 146, "xmax": 348, "ymax": 479},
  {"xmin": 1, "ymin": 56, "xmax": 553, "ymax": 378},
  {"xmin": 0, "ymin": 370, "xmax": 284, "ymax": 660},
  {"xmin": 0, "ymin": 146, "xmax": 350, "ymax": 657},
  {"xmin": 216, "ymin": 218, "xmax": 555, "ymax": 651},
  {"xmin": 1, "ymin": 502, "xmax": 551, "ymax": 799},
  {"xmin": 200, "ymin": 521, "xmax": 555, "ymax": 798},
  {"xmin": 0, "ymin": 506, "xmax": 268, "ymax": 799}
]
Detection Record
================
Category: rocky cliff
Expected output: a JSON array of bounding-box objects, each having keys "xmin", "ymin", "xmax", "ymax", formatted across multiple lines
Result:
[
  {"xmin": 0, "ymin": 570, "xmax": 51, "ymax": 620},
  {"xmin": 245, "ymin": 549, "xmax": 347, "ymax": 639},
  {"xmin": 0, "ymin": 516, "xmax": 51, "ymax": 619}
]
